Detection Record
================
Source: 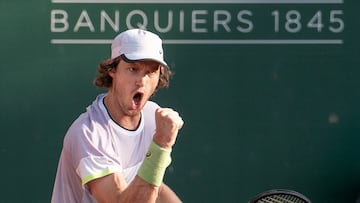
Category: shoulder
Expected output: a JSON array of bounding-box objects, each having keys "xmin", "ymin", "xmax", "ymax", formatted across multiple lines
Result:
[
  {"xmin": 63, "ymin": 96, "xmax": 108, "ymax": 150},
  {"xmin": 63, "ymin": 113, "xmax": 92, "ymax": 148}
]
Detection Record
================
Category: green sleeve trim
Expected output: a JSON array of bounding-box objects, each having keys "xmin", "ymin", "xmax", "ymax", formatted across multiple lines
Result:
[{"xmin": 82, "ymin": 168, "xmax": 117, "ymax": 185}]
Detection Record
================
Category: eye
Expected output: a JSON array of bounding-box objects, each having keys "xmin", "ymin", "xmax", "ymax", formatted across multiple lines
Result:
[
  {"xmin": 146, "ymin": 69, "xmax": 159, "ymax": 77},
  {"xmin": 128, "ymin": 67, "xmax": 137, "ymax": 72}
]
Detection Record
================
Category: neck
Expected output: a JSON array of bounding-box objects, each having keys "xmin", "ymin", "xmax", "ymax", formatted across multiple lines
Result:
[{"xmin": 103, "ymin": 94, "xmax": 141, "ymax": 131}]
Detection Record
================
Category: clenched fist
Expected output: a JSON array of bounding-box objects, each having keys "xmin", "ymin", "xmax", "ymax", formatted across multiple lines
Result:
[{"xmin": 153, "ymin": 108, "xmax": 184, "ymax": 150}]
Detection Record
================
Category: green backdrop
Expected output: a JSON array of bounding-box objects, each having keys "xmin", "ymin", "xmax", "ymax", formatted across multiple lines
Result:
[{"xmin": 1, "ymin": 0, "xmax": 359, "ymax": 202}]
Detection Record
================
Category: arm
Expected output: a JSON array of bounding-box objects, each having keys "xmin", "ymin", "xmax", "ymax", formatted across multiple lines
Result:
[
  {"xmin": 88, "ymin": 175, "xmax": 182, "ymax": 203},
  {"xmin": 87, "ymin": 174, "xmax": 159, "ymax": 203},
  {"xmin": 157, "ymin": 183, "xmax": 182, "ymax": 203},
  {"xmin": 88, "ymin": 108, "xmax": 184, "ymax": 203}
]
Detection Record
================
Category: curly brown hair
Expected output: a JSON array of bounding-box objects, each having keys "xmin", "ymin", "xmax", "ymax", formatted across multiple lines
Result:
[{"xmin": 93, "ymin": 55, "xmax": 173, "ymax": 91}]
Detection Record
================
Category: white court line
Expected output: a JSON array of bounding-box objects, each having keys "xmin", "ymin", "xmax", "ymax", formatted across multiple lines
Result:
[
  {"xmin": 51, "ymin": 0, "xmax": 343, "ymax": 4},
  {"xmin": 50, "ymin": 39, "xmax": 343, "ymax": 45}
]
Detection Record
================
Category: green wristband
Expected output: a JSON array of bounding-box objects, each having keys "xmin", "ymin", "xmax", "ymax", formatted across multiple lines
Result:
[{"xmin": 137, "ymin": 141, "xmax": 172, "ymax": 186}]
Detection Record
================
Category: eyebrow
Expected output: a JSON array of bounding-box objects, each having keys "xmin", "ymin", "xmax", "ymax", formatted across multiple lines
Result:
[{"xmin": 134, "ymin": 61, "xmax": 161, "ymax": 70}]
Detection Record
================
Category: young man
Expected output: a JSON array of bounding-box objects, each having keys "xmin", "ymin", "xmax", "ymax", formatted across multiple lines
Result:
[{"xmin": 51, "ymin": 29, "xmax": 184, "ymax": 203}]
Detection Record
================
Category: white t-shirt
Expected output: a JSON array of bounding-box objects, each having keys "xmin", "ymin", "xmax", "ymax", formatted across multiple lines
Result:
[{"xmin": 51, "ymin": 93, "xmax": 159, "ymax": 203}]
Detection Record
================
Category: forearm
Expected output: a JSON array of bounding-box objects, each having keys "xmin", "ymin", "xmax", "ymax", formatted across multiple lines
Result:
[
  {"xmin": 115, "ymin": 176, "xmax": 160, "ymax": 203},
  {"xmin": 89, "ymin": 141, "xmax": 173, "ymax": 203},
  {"xmin": 110, "ymin": 177, "xmax": 182, "ymax": 203},
  {"xmin": 88, "ymin": 173, "xmax": 160, "ymax": 203},
  {"xmin": 116, "ymin": 145, "xmax": 180, "ymax": 203},
  {"xmin": 120, "ymin": 142, "xmax": 181, "ymax": 203},
  {"xmin": 156, "ymin": 183, "xmax": 182, "ymax": 203}
]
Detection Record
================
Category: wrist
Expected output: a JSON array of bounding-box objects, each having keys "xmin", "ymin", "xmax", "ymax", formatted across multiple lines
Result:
[
  {"xmin": 153, "ymin": 134, "xmax": 174, "ymax": 150},
  {"xmin": 137, "ymin": 141, "xmax": 172, "ymax": 186}
]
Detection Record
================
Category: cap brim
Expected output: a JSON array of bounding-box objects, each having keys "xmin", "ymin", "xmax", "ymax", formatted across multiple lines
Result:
[{"xmin": 121, "ymin": 54, "xmax": 169, "ymax": 69}]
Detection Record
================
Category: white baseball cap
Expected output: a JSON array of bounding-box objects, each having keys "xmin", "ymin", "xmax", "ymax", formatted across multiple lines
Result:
[{"xmin": 111, "ymin": 29, "xmax": 168, "ymax": 68}]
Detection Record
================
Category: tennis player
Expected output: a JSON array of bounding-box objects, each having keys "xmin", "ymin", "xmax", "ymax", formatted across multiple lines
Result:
[{"xmin": 51, "ymin": 29, "xmax": 184, "ymax": 203}]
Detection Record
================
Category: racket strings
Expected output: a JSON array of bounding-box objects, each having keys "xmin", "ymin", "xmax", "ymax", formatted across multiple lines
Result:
[{"xmin": 256, "ymin": 194, "xmax": 307, "ymax": 203}]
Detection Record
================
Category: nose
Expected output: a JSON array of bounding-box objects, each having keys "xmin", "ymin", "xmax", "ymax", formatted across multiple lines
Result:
[{"xmin": 135, "ymin": 74, "xmax": 148, "ymax": 87}]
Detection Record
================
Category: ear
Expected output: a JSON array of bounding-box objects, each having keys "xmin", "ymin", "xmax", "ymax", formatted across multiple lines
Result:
[
  {"xmin": 155, "ymin": 67, "xmax": 162, "ymax": 90},
  {"xmin": 108, "ymin": 68, "xmax": 116, "ymax": 78},
  {"xmin": 158, "ymin": 65, "xmax": 164, "ymax": 77}
]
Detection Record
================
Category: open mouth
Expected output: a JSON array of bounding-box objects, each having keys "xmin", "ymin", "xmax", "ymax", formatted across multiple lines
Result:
[{"xmin": 133, "ymin": 92, "xmax": 143, "ymax": 106}]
